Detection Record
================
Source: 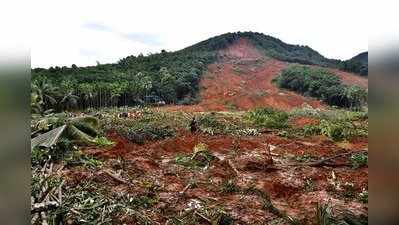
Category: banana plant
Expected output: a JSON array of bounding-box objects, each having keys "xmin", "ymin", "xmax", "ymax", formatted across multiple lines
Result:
[{"xmin": 31, "ymin": 116, "xmax": 111, "ymax": 149}]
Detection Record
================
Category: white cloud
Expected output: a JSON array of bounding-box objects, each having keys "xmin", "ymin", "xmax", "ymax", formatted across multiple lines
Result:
[{"xmin": 31, "ymin": 0, "xmax": 369, "ymax": 68}]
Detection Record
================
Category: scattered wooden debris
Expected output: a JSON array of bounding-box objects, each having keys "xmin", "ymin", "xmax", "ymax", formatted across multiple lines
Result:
[
  {"xmin": 31, "ymin": 161, "xmax": 64, "ymax": 225},
  {"xmin": 283, "ymin": 150, "xmax": 368, "ymax": 167},
  {"xmin": 102, "ymin": 169, "xmax": 133, "ymax": 186}
]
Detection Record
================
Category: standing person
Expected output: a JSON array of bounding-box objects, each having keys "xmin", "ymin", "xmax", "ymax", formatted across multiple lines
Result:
[{"xmin": 190, "ymin": 117, "xmax": 198, "ymax": 133}]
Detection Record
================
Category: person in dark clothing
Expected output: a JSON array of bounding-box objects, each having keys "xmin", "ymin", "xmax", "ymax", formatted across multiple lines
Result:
[
  {"xmin": 118, "ymin": 112, "xmax": 129, "ymax": 118},
  {"xmin": 190, "ymin": 117, "xmax": 198, "ymax": 133}
]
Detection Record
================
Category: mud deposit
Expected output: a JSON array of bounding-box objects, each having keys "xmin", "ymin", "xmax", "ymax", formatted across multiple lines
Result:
[{"xmin": 66, "ymin": 127, "xmax": 369, "ymax": 224}]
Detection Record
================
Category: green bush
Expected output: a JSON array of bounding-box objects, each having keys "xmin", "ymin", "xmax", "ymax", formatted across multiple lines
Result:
[
  {"xmin": 303, "ymin": 124, "xmax": 321, "ymax": 136},
  {"xmin": 319, "ymin": 119, "xmax": 367, "ymax": 141},
  {"xmin": 175, "ymin": 143, "xmax": 215, "ymax": 169},
  {"xmin": 246, "ymin": 108, "xmax": 289, "ymax": 129},
  {"xmin": 219, "ymin": 180, "xmax": 240, "ymax": 194},
  {"xmin": 120, "ymin": 124, "xmax": 175, "ymax": 144},
  {"xmin": 350, "ymin": 152, "xmax": 368, "ymax": 169},
  {"xmin": 31, "ymin": 147, "xmax": 49, "ymax": 166},
  {"xmin": 197, "ymin": 113, "xmax": 227, "ymax": 135},
  {"xmin": 64, "ymin": 151, "xmax": 103, "ymax": 169},
  {"xmin": 93, "ymin": 137, "xmax": 115, "ymax": 147},
  {"xmin": 300, "ymin": 114, "xmax": 367, "ymax": 140}
]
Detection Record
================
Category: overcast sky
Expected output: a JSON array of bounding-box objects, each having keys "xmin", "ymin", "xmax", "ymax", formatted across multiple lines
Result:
[{"xmin": 30, "ymin": 0, "xmax": 370, "ymax": 68}]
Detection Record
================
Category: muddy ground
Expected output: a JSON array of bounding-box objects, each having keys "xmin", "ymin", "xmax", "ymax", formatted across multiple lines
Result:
[{"xmin": 60, "ymin": 121, "xmax": 368, "ymax": 224}]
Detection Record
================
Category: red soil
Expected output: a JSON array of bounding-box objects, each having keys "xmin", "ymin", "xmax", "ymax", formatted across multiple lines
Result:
[
  {"xmin": 112, "ymin": 132, "xmax": 366, "ymax": 220},
  {"xmin": 219, "ymin": 38, "xmax": 265, "ymax": 60},
  {"xmin": 198, "ymin": 59, "xmax": 324, "ymax": 111},
  {"xmin": 330, "ymin": 69, "xmax": 368, "ymax": 89},
  {"xmin": 160, "ymin": 38, "xmax": 368, "ymax": 113},
  {"xmin": 290, "ymin": 116, "xmax": 320, "ymax": 129},
  {"xmin": 74, "ymin": 127, "xmax": 369, "ymax": 224}
]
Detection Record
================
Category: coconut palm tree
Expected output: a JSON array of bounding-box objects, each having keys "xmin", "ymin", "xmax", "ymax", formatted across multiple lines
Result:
[
  {"xmin": 59, "ymin": 91, "xmax": 79, "ymax": 111},
  {"xmin": 33, "ymin": 79, "xmax": 59, "ymax": 110},
  {"xmin": 31, "ymin": 83, "xmax": 44, "ymax": 114}
]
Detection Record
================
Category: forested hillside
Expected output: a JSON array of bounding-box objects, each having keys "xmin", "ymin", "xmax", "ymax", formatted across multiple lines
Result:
[
  {"xmin": 31, "ymin": 32, "xmax": 364, "ymax": 113},
  {"xmin": 339, "ymin": 52, "xmax": 368, "ymax": 76}
]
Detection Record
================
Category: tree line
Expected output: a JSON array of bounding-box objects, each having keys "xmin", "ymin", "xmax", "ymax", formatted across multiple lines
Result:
[{"xmin": 31, "ymin": 44, "xmax": 224, "ymax": 113}]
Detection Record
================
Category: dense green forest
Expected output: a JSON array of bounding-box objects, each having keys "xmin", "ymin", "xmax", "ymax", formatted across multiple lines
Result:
[
  {"xmin": 31, "ymin": 50, "xmax": 215, "ymax": 113},
  {"xmin": 338, "ymin": 52, "xmax": 368, "ymax": 76},
  {"xmin": 275, "ymin": 65, "xmax": 367, "ymax": 109},
  {"xmin": 31, "ymin": 32, "xmax": 366, "ymax": 113}
]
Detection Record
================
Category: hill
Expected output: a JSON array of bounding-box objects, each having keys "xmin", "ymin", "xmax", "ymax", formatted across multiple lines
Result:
[
  {"xmin": 182, "ymin": 32, "xmax": 338, "ymax": 67},
  {"xmin": 351, "ymin": 52, "xmax": 368, "ymax": 64},
  {"xmin": 339, "ymin": 51, "xmax": 368, "ymax": 76},
  {"xmin": 31, "ymin": 32, "xmax": 367, "ymax": 113}
]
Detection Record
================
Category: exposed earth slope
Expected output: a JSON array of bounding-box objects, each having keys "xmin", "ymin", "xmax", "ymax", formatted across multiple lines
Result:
[{"xmin": 163, "ymin": 38, "xmax": 367, "ymax": 112}]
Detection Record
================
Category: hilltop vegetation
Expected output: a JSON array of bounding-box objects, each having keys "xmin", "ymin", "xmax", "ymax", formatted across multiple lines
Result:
[
  {"xmin": 186, "ymin": 32, "xmax": 338, "ymax": 66},
  {"xmin": 275, "ymin": 65, "xmax": 367, "ymax": 109},
  {"xmin": 339, "ymin": 52, "xmax": 368, "ymax": 76}
]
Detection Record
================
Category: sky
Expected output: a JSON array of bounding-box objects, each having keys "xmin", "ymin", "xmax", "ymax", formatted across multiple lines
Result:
[{"xmin": 29, "ymin": 0, "xmax": 372, "ymax": 68}]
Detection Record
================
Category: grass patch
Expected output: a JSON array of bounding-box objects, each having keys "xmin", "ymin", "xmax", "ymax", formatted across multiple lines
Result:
[
  {"xmin": 93, "ymin": 136, "xmax": 114, "ymax": 147},
  {"xmin": 246, "ymin": 107, "xmax": 289, "ymax": 129},
  {"xmin": 304, "ymin": 178, "xmax": 315, "ymax": 192},
  {"xmin": 319, "ymin": 119, "xmax": 367, "ymax": 141},
  {"xmin": 295, "ymin": 154, "xmax": 316, "ymax": 163},
  {"xmin": 219, "ymin": 180, "xmax": 240, "ymax": 194},
  {"xmin": 175, "ymin": 143, "xmax": 215, "ymax": 169},
  {"xmin": 64, "ymin": 151, "xmax": 103, "ymax": 169},
  {"xmin": 300, "ymin": 117, "xmax": 367, "ymax": 141},
  {"xmin": 197, "ymin": 113, "xmax": 228, "ymax": 135},
  {"xmin": 232, "ymin": 66, "xmax": 244, "ymax": 75},
  {"xmin": 225, "ymin": 101, "xmax": 238, "ymax": 111}
]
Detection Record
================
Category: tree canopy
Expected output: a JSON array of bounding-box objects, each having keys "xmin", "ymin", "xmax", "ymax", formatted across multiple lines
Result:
[{"xmin": 275, "ymin": 65, "xmax": 367, "ymax": 109}]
